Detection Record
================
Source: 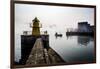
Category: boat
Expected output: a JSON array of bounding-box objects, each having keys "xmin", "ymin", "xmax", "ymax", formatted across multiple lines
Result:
[{"xmin": 55, "ymin": 32, "xmax": 62, "ymax": 37}]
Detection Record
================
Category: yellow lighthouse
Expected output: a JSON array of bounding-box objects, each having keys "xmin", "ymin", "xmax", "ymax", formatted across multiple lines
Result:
[{"xmin": 32, "ymin": 17, "xmax": 41, "ymax": 36}]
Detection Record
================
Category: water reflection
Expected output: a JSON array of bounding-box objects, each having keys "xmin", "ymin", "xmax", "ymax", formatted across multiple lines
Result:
[
  {"xmin": 66, "ymin": 35, "xmax": 93, "ymax": 46},
  {"xmin": 55, "ymin": 35, "xmax": 63, "ymax": 39},
  {"xmin": 66, "ymin": 35, "xmax": 73, "ymax": 40},
  {"xmin": 15, "ymin": 34, "xmax": 94, "ymax": 64},
  {"xmin": 51, "ymin": 35, "xmax": 94, "ymax": 63},
  {"xmin": 78, "ymin": 36, "xmax": 91, "ymax": 46}
]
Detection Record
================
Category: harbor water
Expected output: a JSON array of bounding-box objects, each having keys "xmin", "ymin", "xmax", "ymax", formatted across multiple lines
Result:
[{"xmin": 15, "ymin": 33, "xmax": 95, "ymax": 63}]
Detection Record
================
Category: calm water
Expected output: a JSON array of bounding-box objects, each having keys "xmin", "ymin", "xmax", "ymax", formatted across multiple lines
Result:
[
  {"xmin": 15, "ymin": 33, "xmax": 94, "ymax": 63},
  {"xmin": 49, "ymin": 34, "xmax": 94, "ymax": 63}
]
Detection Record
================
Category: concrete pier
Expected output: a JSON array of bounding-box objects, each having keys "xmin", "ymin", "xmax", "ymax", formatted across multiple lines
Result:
[
  {"xmin": 26, "ymin": 38, "xmax": 65, "ymax": 65},
  {"xmin": 26, "ymin": 38, "xmax": 45, "ymax": 65},
  {"xmin": 19, "ymin": 35, "xmax": 36, "ymax": 65}
]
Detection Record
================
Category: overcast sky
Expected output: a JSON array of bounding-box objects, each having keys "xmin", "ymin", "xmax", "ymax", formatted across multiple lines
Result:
[{"xmin": 15, "ymin": 4, "xmax": 94, "ymax": 34}]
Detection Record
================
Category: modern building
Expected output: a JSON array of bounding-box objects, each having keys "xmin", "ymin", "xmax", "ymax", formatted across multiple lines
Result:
[{"xmin": 78, "ymin": 22, "xmax": 93, "ymax": 33}]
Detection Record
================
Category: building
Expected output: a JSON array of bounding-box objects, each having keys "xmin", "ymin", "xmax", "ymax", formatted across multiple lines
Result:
[
  {"xmin": 78, "ymin": 22, "xmax": 93, "ymax": 33},
  {"xmin": 90, "ymin": 25, "xmax": 95, "ymax": 32}
]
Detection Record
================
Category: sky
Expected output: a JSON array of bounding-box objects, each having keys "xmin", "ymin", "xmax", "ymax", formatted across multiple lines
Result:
[{"xmin": 15, "ymin": 3, "xmax": 94, "ymax": 35}]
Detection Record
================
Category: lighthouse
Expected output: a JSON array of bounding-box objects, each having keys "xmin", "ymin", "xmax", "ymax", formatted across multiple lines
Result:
[{"xmin": 32, "ymin": 17, "xmax": 41, "ymax": 36}]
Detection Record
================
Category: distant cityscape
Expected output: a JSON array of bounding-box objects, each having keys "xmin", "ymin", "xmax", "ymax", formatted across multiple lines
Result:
[
  {"xmin": 66, "ymin": 22, "xmax": 94, "ymax": 36},
  {"xmin": 23, "ymin": 21, "xmax": 94, "ymax": 36},
  {"xmin": 66, "ymin": 22, "xmax": 94, "ymax": 33}
]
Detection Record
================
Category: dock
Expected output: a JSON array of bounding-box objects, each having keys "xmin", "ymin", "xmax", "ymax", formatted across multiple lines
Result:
[
  {"xmin": 26, "ymin": 38, "xmax": 65, "ymax": 65},
  {"xmin": 66, "ymin": 32, "xmax": 94, "ymax": 36},
  {"xmin": 16, "ymin": 17, "xmax": 65, "ymax": 65}
]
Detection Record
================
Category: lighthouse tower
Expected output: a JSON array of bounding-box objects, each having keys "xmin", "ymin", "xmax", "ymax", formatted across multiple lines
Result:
[{"xmin": 32, "ymin": 17, "xmax": 41, "ymax": 36}]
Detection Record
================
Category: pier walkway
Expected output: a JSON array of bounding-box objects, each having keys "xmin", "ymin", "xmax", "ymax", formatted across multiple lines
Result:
[{"xmin": 26, "ymin": 38, "xmax": 65, "ymax": 65}]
